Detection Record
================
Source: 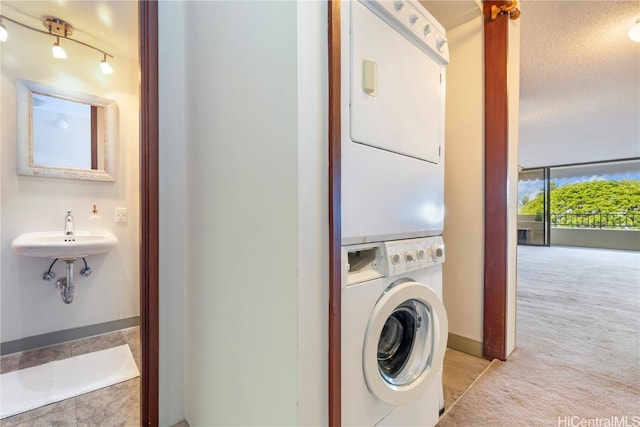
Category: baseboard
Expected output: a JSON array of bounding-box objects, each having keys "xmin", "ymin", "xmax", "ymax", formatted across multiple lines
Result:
[
  {"xmin": 447, "ymin": 333, "xmax": 483, "ymax": 358},
  {"xmin": 1, "ymin": 316, "xmax": 140, "ymax": 356}
]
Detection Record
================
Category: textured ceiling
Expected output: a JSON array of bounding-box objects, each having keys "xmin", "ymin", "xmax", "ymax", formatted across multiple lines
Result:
[
  {"xmin": 424, "ymin": 0, "xmax": 640, "ymax": 169},
  {"xmin": 518, "ymin": 0, "xmax": 640, "ymax": 168},
  {"xmin": 419, "ymin": 0, "xmax": 483, "ymax": 29}
]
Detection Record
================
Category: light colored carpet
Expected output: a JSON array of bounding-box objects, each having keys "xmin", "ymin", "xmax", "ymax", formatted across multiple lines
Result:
[{"xmin": 438, "ymin": 245, "xmax": 640, "ymax": 426}]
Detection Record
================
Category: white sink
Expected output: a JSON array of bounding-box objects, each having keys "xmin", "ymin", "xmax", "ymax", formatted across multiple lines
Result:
[{"xmin": 11, "ymin": 231, "xmax": 118, "ymax": 259}]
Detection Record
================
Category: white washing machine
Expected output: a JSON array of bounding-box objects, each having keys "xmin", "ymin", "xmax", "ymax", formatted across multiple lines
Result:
[
  {"xmin": 341, "ymin": 0, "xmax": 449, "ymax": 245},
  {"xmin": 342, "ymin": 236, "xmax": 448, "ymax": 426}
]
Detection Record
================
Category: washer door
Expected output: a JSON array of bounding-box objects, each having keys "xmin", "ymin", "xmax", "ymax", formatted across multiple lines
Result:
[{"xmin": 363, "ymin": 280, "xmax": 448, "ymax": 406}]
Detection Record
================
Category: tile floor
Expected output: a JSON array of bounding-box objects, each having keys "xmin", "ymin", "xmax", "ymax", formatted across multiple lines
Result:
[
  {"xmin": 0, "ymin": 327, "xmax": 140, "ymax": 427},
  {"xmin": 0, "ymin": 333, "xmax": 484, "ymax": 427}
]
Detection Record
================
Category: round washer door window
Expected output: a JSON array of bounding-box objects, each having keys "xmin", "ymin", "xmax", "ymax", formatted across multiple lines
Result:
[{"xmin": 363, "ymin": 280, "xmax": 448, "ymax": 406}]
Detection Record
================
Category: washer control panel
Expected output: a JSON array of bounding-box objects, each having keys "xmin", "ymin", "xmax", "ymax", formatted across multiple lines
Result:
[{"xmin": 383, "ymin": 236, "xmax": 445, "ymax": 276}]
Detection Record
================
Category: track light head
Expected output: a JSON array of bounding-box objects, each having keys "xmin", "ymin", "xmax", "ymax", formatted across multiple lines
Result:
[
  {"xmin": 100, "ymin": 54, "xmax": 113, "ymax": 74},
  {"xmin": 52, "ymin": 37, "xmax": 67, "ymax": 59},
  {"xmin": 630, "ymin": 18, "xmax": 640, "ymax": 43}
]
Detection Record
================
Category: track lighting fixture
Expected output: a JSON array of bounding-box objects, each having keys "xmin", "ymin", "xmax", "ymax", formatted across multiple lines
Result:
[{"xmin": 0, "ymin": 14, "xmax": 114, "ymax": 74}]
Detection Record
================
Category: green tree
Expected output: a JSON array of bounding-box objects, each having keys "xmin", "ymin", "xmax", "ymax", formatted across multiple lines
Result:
[{"xmin": 520, "ymin": 180, "xmax": 640, "ymax": 229}]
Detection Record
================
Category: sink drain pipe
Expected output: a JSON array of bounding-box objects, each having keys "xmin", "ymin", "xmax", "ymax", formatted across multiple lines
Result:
[
  {"xmin": 43, "ymin": 257, "xmax": 92, "ymax": 304},
  {"xmin": 56, "ymin": 260, "xmax": 75, "ymax": 304}
]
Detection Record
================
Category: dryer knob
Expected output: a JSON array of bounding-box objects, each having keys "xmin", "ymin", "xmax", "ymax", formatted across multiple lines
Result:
[
  {"xmin": 391, "ymin": 253, "xmax": 401, "ymax": 265},
  {"xmin": 436, "ymin": 36, "xmax": 448, "ymax": 52},
  {"xmin": 423, "ymin": 24, "xmax": 431, "ymax": 36},
  {"xmin": 409, "ymin": 14, "xmax": 419, "ymax": 25},
  {"xmin": 416, "ymin": 248, "xmax": 426, "ymax": 260},
  {"xmin": 394, "ymin": 0, "xmax": 405, "ymax": 11},
  {"xmin": 405, "ymin": 251, "xmax": 415, "ymax": 262}
]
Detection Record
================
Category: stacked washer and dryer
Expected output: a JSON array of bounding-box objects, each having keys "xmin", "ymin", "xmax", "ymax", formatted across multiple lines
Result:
[{"xmin": 340, "ymin": 1, "xmax": 449, "ymax": 426}]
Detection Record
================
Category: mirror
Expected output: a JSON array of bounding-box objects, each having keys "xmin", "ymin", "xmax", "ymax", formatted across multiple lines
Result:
[{"xmin": 16, "ymin": 79, "xmax": 117, "ymax": 181}]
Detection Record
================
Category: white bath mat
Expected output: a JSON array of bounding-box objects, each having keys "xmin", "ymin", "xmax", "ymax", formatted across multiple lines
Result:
[{"xmin": 0, "ymin": 344, "xmax": 139, "ymax": 419}]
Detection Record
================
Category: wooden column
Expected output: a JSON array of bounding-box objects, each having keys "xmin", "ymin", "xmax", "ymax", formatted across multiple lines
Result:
[{"xmin": 483, "ymin": 0, "xmax": 509, "ymax": 361}]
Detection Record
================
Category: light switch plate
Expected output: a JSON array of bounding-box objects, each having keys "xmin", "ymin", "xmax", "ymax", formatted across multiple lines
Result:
[{"xmin": 115, "ymin": 207, "xmax": 127, "ymax": 223}]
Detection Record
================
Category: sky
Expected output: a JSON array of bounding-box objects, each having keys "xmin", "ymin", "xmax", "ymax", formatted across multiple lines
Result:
[{"xmin": 518, "ymin": 170, "xmax": 640, "ymax": 204}]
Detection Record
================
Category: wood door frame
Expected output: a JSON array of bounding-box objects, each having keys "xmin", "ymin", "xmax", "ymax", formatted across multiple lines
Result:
[
  {"xmin": 328, "ymin": 1, "xmax": 342, "ymax": 426},
  {"xmin": 137, "ymin": 0, "xmax": 512, "ymax": 423},
  {"xmin": 483, "ymin": 0, "xmax": 509, "ymax": 361},
  {"xmin": 139, "ymin": 1, "xmax": 159, "ymax": 425}
]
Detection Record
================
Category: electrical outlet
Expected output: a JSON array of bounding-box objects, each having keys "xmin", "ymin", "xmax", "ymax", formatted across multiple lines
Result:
[{"xmin": 115, "ymin": 207, "xmax": 127, "ymax": 223}]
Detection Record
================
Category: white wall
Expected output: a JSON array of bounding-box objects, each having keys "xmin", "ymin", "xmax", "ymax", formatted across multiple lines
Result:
[
  {"xmin": 158, "ymin": 1, "xmax": 186, "ymax": 425},
  {"xmin": 442, "ymin": 16, "xmax": 485, "ymax": 348},
  {"xmin": 296, "ymin": 1, "xmax": 329, "ymax": 425},
  {"xmin": 506, "ymin": 15, "xmax": 521, "ymax": 357},
  {"xmin": 0, "ymin": 6, "xmax": 139, "ymax": 344},
  {"xmin": 158, "ymin": 1, "xmax": 328, "ymax": 425},
  {"xmin": 442, "ymin": 12, "xmax": 520, "ymax": 357}
]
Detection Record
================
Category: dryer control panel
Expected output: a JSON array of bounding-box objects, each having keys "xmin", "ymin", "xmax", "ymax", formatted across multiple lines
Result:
[
  {"xmin": 383, "ymin": 236, "xmax": 444, "ymax": 277},
  {"xmin": 359, "ymin": 0, "xmax": 449, "ymax": 63}
]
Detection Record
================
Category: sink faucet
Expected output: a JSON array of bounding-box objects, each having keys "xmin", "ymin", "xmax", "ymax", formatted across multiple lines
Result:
[{"xmin": 64, "ymin": 211, "xmax": 74, "ymax": 235}]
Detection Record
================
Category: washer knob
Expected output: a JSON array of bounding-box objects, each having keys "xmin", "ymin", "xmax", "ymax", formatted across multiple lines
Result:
[
  {"xmin": 391, "ymin": 253, "xmax": 401, "ymax": 265},
  {"xmin": 416, "ymin": 248, "xmax": 427, "ymax": 260},
  {"xmin": 409, "ymin": 14, "xmax": 418, "ymax": 25},
  {"xmin": 394, "ymin": 0, "xmax": 405, "ymax": 11},
  {"xmin": 405, "ymin": 251, "xmax": 415, "ymax": 262},
  {"xmin": 429, "ymin": 244, "xmax": 443, "ymax": 258},
  {"xmin": 423, "ymin": 24, "xmax": 431, "ymax": 36}
]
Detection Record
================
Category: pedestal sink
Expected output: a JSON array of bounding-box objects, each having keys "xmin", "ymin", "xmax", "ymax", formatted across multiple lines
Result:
[
  {"xmin": 11, "ymin": 230, "xmax": 118, "ymax": 260},
  {"xmin": 11, "ymin": 231, "xmax": 118, "ymax": 304}
]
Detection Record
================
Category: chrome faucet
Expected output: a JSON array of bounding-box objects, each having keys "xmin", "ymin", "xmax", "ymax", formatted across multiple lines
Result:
[{"xmin": 64, "ymin": 211, "xmax": 74, "ymax": 235}]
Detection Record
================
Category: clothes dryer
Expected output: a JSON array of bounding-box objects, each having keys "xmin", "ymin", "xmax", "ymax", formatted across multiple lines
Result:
[
  {"xmin": 341, "ymin": 236, "xmax": 448, "ymax": 426},
  {"xmin": 341, "ymin": 0, "xmax": 449, "ymax": 244}
]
